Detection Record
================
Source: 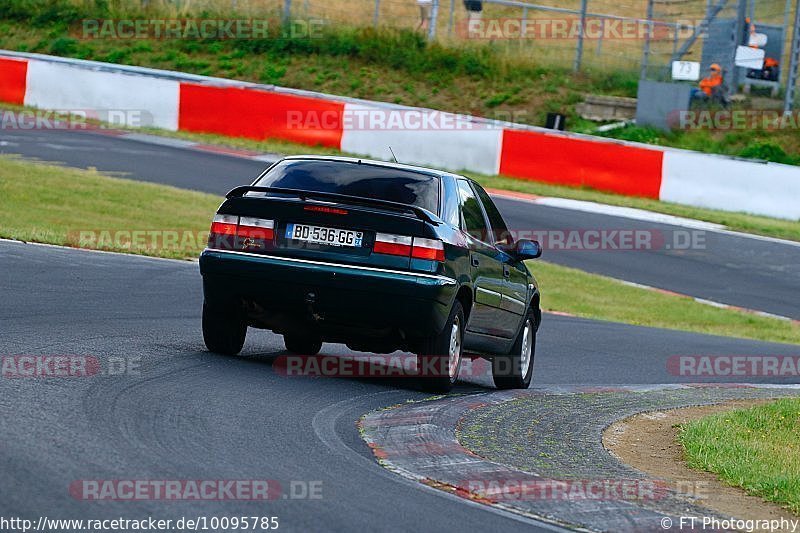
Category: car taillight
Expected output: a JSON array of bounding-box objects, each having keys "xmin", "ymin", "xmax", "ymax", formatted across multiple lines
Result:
[
  {"xmin": 373, "ymin": 234, "xmax": 445, "ymax": 262},
  {"xmin": 412, "ymin": 237, "xmax": 445, "ymax": 262},
  {"xmin": 210, "ymin": 214, "xmax": 238, "ymax": 236},
  {"xmin": 373, "ymin": 233, "xmax": 412, "ymax": 257},
  {"xmin": 208, "ymin": 214, "xmax": 275, "ymax": 249},
  {"xmin": 238, "ymin": 217, "xmax": 275, "ymax": 240}
]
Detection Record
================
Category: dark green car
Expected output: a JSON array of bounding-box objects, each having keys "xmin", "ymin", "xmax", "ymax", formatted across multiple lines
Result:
[{"xmin": 200, "ymin": 156, "xmax": 542, "ymax": 392}]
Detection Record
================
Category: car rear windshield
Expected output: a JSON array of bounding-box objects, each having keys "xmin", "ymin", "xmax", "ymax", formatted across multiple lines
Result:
[{"xmin": 254, "ymin": 160, "xmax": 440, "ymax": 215}]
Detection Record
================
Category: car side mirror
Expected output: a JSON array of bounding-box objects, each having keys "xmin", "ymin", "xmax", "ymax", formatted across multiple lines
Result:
[{"xmin": 511, "ymin": 239, "xmax": 542, "ymax": 260}]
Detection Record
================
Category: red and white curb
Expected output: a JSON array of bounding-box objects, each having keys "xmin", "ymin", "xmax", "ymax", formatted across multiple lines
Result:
[{"xmin": 359, "ymin": 385, "xmax": 800, "ymax": 530}]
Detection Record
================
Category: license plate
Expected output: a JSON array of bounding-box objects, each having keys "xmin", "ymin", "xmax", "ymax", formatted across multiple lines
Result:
[{"xmin": 286, "ymin": 223, "xmax": 364, "ymax": 247}]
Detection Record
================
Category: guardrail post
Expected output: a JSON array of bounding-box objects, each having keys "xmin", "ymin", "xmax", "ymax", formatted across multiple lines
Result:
[
  {"xmin": 373, "ymin": 0, "xmax": 381, "ymax": 27},
  {"xmin": 574, "ymin": 0, "xmax": 589, "ymax": 71},
  {"xmin": 784, "ymin": 0, "xmax": 800, "ymax": 113},
  {"xmin": 428, "ymin": 0, "xmax": 440, "ymax": 41}
]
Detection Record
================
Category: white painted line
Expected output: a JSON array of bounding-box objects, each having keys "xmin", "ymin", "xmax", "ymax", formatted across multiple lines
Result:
[
  {"xmin": 495, "ymin": 194, "xmax": 800, "ymax": 249},
  {"xmin": 527, "ymin": 197, "xmax": 725, "ymax": 231},
  {"xmin": 0, "ymin": 238, "xmax": 198, "ymax": 264},
  {"xmin": 120, "ymin": 132, "xmax": 199, "ymax": 149},
  {"xmin": 616, "ymin": 278, "xmax": 799, "ymax": 324}
]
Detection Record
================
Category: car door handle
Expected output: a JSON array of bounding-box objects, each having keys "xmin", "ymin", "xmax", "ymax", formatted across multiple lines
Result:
[
  {"xmin": 471, "ymin": 255, "xmax": 480, "ymax": 267},
  {"xmin": 503, "ymin": 265, "xmax": 511, "ymax": 278}
]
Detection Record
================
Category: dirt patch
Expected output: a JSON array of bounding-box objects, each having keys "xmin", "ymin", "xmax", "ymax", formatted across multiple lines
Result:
[{"xmin": 604, "ymin": 400, "xmax": 797, "ymax": 530}]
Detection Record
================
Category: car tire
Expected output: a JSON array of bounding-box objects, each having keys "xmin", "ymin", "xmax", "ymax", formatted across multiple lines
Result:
[
  {"xmin": 202, "ymin": 303, "xmax": 247, "ymax": 355},
  {"xmin": 416, "ymin": 300, "xmax": 465, "ymax": 393},
  {"xmin": 283, "ymin": 334, "xmax": 322, "ymax": 355},
  {"xmin": 492, "ymin": 311, "xmax": 535, "ymax": 390}
]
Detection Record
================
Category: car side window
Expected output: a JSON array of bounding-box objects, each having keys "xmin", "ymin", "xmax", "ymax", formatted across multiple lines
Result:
[
  {"xmin": 473, "ymin": 183, "xmax": 512, "ymax": 245},
  {"xmin": 457, "ymin": 179, "xmax": 489, "ymax": 242}
]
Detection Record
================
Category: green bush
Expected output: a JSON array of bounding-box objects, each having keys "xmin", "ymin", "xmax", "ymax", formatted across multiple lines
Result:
[{"xmin": 739, "ymin": 142, "xmax": 796, "ymax": 164}]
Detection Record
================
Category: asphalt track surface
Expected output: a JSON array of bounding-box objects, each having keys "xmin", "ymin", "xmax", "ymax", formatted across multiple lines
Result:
[
  {"xmin": 2, "ymin": 240, "xmax": 800, "ymax": 531},
  {"xmin": 2, "ymin": 127, "xmax": 800, "ymax": 319},
  {"xmin": 3, "ymin": 127, "xmax": 800, "ymax": 531}
]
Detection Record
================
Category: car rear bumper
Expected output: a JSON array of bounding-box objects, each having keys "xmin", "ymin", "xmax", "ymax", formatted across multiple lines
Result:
[{"xmin": 199, "ymin": 249, "xmax": 458, "ymax": 339}]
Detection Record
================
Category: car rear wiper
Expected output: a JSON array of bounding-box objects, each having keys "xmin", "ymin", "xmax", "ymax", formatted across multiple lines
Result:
[{"xmin": 226, "ymin": 185, "xmax": 443, "ymax": 226}]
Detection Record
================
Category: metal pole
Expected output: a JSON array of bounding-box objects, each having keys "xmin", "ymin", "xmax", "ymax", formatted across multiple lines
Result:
[
  {"xmin": 784, "ymin": 0, "xmax": 800, "ymax": 114},
  {"xmin": 373, "ymin": 0, "xmax": 380, "ymax": 27},
  {"xmin": 574, "ymin": 0, "xmax": 589, "ymax": 72},
  {"xmin": 596, "ymin": 18, "xmax": 604, "ymax": 55},
  {"xmin": 729, "ymin": 0, "xmax": 747, "ymax": 94},
  {"xmin": 448, "ymin": 0, "xmax": 455, "ymax": 37},
  {"xmin": 673, "ymin": 0, "xmax": 729, "ymax": 63},
  {"xmin": 521, "ymin": 7, "xmax": 528, "ymax": 46},
  {"xmin": 283, "ymin": 0, "xmax": 292, "ymax": 23},
  {"xmin": 640, "ymin": 0, "xmax": 654, "ymax": 80},
  {"xmin": 428, "ymin": 0, "xmax": 440, "ymax": 41}
]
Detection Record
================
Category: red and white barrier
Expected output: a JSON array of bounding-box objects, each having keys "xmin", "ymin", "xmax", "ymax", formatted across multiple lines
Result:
[
  {"xmin": 0, "ymin": 57, "xmax": 27, "ymax": 105},
  {"xmin": 499, "ymin": 128, "xmax": 665, "ymax": 199},
  {"xmin": 339, "ymin": 103, "xmax": 503, "ymax": 176},
  {"xmin": 660, "ymin": 151, "xmax": 800, "ymax": 220},
  {"xmin": 179, "ymin": 82, "xmax": 344, "ymax": 148},
  {"xmin": 24, "ymin": 59, "xmax": 179, "ymax": 131},
  {"xmin": 0, "ymin": 50, "xmax": 797, "ymax": 221}
]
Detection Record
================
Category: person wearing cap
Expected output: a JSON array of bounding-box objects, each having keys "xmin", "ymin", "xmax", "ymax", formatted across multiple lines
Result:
[{"xmin": 699, "ymin": 63, "xmax": 724, "ymax": 97}]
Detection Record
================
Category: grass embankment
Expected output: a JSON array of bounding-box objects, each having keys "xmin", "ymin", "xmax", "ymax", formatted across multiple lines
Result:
[
  {"xmin": 679, "ymin": 398, "xmax": 800, "ymax": 514},
  {"xmin": 1, "ymin": 0, "xmax": 800, "ymax": 163},
  {"xmin": 0, "ymin": 155, "xmax": 219, "ymax": 259},
  {"xmin": 2, "ymin": 155, "xmax": 799, "ymax": 344}
]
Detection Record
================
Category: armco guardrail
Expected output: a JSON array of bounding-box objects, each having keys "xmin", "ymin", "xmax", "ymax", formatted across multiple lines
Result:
[{"xmin": 0, "ymin": 50, "xmax": 798, "ymax": 221}]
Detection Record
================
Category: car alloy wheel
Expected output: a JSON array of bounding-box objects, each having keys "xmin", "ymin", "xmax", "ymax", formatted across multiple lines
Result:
[{"xmin": 448, "ymin": 315, "xmax": 462, "ymax": 381}]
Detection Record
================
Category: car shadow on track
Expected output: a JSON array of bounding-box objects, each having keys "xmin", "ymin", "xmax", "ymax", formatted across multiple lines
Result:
[{"xmin": 204, "ymin": 345, "xmax": 495, "ymax": 393}]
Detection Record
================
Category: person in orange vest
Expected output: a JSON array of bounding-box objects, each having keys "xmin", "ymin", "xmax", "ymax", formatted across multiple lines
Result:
[
  {"xmin": 692, "ymin": 64, "xmax": 728, "ymax": 106},
  {"xmin": 699, "ymin": 63, "xmax": 724, "ymax": 97},
  {"xmin": 762, "ymin": 57, "xmax": 780, "ymax": 81}
]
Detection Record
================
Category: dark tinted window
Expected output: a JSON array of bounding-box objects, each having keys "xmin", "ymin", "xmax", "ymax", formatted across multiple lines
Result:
[
  {"xmin": 473, "ymin": 183, "xmax": 512, "ymax": 245},
  {"xmin": 254, "ymin": 160, "xmax": 440, "ymax": 214},
  {"xmin": 457, "ymin": 180, "xmax": 488, "ymax": 242}
]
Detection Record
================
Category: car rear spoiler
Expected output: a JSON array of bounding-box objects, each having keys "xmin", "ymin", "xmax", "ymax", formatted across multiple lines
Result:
[{"xmin": 226, "ymin": 186, "xmax": 443, "ymax": 226}]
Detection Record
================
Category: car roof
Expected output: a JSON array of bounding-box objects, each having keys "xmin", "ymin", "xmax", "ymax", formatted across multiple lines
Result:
[{"xmin": 279, "ymin": 155, "xmax": 468, "ymax": 182}]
